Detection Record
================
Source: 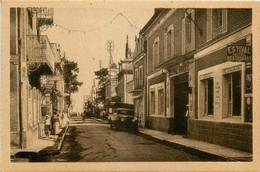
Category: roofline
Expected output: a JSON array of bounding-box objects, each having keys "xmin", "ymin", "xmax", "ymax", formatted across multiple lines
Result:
[{"xmin": 139, "ymin": 8, "xmax": 171, "ymax": 34}]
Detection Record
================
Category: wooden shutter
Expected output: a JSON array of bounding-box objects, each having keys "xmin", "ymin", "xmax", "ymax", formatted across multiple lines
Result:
[
  {"xmin": 222, "ymin": 9, "xmax": 228, "ymax": 33},
  {"xmin": 182, "ymin": 18, "xmax": 185, "ymax": 55},
  {"xmin": 172, "ymin": 27, "xmax": 175, "ymax": 57},
  {"xmin": 207, "ymin": 9, "xmax": 212, "ymax": 41},
  {"xmin": 164, "ymin": 33, "xmax": 167, "ymax": 59},
  {"xmin": 153, "ymin": 43, "xmax": 155, "ymax": 67},
  {"xmin": 191, "ymin": 10, "xmax": 195, "ymax": 50}
]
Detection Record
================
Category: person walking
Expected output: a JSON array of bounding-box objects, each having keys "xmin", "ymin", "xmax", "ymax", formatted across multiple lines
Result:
[
  {"xmin": 45, "ymin": 115, "xmax": 51, "ymax": 138},
  {"xmin": 39, "ymin": 116, "xmax": 45, "ymax": 138},
  {"xmin": 53, "ymin": 112, "xmax": 60, "ymax": 135}
]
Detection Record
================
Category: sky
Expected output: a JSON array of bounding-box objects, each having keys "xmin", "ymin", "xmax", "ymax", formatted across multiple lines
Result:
[{"xmin": 44, "ymin": 6, "xmax": 154, "ymax": 112}]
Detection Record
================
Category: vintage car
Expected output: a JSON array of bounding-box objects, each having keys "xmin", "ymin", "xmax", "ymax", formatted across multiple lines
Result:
[{"xmin": 108, "ymin": 102, "xmax": 138, "ymax": 131}]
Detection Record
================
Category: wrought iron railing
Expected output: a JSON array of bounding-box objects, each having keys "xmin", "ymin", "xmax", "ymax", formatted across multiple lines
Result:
[
  {"xmin": 185, "ymin": 43, "xmax": 191, "ymax": 53},
  {"xmin": 212, "ymin": 26, "xmax": 223, "ymax": 39},
  {"xmin": 27, "ymin": 35, "xmax": 55, "ymax": 72}
]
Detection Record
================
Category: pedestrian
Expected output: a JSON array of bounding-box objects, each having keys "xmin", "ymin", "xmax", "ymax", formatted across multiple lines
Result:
[
  {"xmin": 39, "ymin": 116, "xmax": 45, "ymax": 138},
  {"xmin": 53, "ymin": 112, "xmax": 60, "ymax": 135},
  {"xmin": 45, "ymin": 115, "xmax": 51, "ymax": 138},
  {"xmin": 183, "ymin": 104, "xmax": 190, "ymax": 138},
  {"xmin": 63, "ymin": 111, "xmax": 70, "ymax": 126}
]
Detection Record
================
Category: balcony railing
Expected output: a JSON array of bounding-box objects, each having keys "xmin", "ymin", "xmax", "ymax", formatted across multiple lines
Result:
[
  {"xmin": 27, "ymin": 35, "xmax": 55, "ymax": 73},
  {"xmin": 212, "ymin": 26, "xmax": 223, "ymax": 39},
  {"xmin": 185, "ymin": 43, "xmax": 191, "ymax": 53}
]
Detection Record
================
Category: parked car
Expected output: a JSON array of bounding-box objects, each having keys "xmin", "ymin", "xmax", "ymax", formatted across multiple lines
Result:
[{"xmin": 108, "ymin": 102, "xmax": 138, "ymax": 132}]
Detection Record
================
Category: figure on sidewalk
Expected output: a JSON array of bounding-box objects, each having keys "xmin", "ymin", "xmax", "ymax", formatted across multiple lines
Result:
[
  {"xmin": 39, "ymin": 116, "xmax": 46, "ymax": 138},
  {"xmin": 183, "ymin": 104, "xmax": 190, "ymax": 138},
  {"xmin": 53, "ymin": 110, "xmax": 60, "ymax": 135},
  {"xmin": 45, "ymin": 114, "xmax": 51, "ymax": 138}
]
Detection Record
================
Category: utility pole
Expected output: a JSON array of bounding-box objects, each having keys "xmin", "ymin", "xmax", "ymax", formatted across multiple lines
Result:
[
  {"xmin": 107, "ymin": 40, "xmax": 114, "ymax": 101},
  {"xmin": 107, "ymin": 40, "xmax": 114, "ymax": 68}
]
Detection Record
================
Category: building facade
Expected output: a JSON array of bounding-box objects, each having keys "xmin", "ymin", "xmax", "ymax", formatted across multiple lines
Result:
[
  {"xmin": 131, "ymin": 34, "xmax": 147, "ymax": 127},
  {"xmin": 141, "ymin": 8, "xmax": 252, "ymax": 152},
  {"xmin": 10, "ymin": 8, "xmax": 65, "ymax": 150},
  {"xmin": 187, "ymin": 9, "xmax": 252, "ymax": 152},
  {"xmin": 144, "ymin": 9, "xmax": 192, "ymax": 134},
  {"xmin": 117, "ymin": 58, "xmax": 133, "ymax": 104}
]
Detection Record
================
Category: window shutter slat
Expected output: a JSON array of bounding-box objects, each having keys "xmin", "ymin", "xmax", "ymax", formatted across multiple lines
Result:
[
  {"xmin": 191, "ymin": 10, "xmax": 195, "ymax": 50},
  {"xmin": 182, "ymin": 18, "xmax": 185, "ymax": 55},
  {"xmin": 222, "ymin": 9, "xmax": 228, "ymax": 33},
  {"xmin": 207, "ymin": 9, "xmax": 212, "ymax": 41}
]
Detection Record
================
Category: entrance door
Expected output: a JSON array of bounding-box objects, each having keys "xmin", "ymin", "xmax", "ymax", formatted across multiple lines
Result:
[{"xmin": 174, "ymin": 75, "xmax": 189, "ymax": 134}]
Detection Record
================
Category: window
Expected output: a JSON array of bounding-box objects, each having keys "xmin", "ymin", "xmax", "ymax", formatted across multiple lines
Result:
[
  {"xmin": 207, "ymin": 9, "xmax": 228, "ymax": 41},
  {"xmin": 28, "ymin": 9, "xmax": 33, "ymax": 30},
  {"xmin": 158, "ymin": 88, "xmax": 164, "ymax": 115},
  {"xmin": 153, "ymin": 37, "xmax": 159, "ymax": 66},
  {"xmin": 164, "ymin": 25, "xmax": 175, "ymax": 59},
  {"xmin": 182, "ymin": 9, "xmax": 195, "ymax": 54},
  {"xmin": 226, "ymin": 71, "xmax": 241, "ymax": 116},
  {"xmin": 204, "ymin": 78, "xmax": 214, "ymax": 115},
  {"xmin": 139, "ymin": 65, "xmax": 143, "ymax": 87},
  {"xmin": 150, "ymin": 90, "xmax": 155, "ymax": 114},
  {"xmin": 135, "ymin": 68, "xmax": 138, "ymax": 88}
]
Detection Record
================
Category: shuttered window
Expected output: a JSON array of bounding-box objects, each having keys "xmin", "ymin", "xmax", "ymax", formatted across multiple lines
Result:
[
  {"xmin": 150, "ymin": 90, "xmax": 155, "ymax": 114},
  {"xmin": 207, "ymin": 9, "xmax": 213, "ymax": 41},
  {"xmin": 208, "ymin": 9, "xmax": 228, "ymax": 41},
  {"xmin": 158, "ymin": 88, "xmax": 164, "ymax": 115},
  {"xmin": 164, "ymin": 25, "xmax": 175, "ymax": 59},
  {"xmin": 182, "ymin": 18, "xmax": 185, "ymax": 55},
  {"xmin": 182, "ymin": 9, "xmax": 195, "ymax": 54},
  {"xmin": 153, "ymin": 37, "xmax": 159, "ymax": 66}
]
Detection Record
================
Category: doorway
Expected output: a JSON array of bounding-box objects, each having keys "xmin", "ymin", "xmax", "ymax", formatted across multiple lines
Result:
[{"xmin": 174, "ymin": 74, "xmax": 189, "ymax": 134}]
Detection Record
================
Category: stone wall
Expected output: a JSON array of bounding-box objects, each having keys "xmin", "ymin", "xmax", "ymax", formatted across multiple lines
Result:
[
  {"xmin": 146, "ymin": 116, "xmax": 174, "ymax": 133},
  {"xmin": 188, "ymin": 119, "xmax": 252, "ymax": 152}
]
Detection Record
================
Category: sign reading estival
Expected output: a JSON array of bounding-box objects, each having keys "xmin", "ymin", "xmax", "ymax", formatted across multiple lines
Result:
[{"xmin": 227, "ymin": 45, "xmax": 252, "ymax": 62}]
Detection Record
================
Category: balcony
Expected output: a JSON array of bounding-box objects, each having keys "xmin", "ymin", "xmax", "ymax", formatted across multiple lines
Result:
[
  {"xmin": 213, "ymin": 26, "xmax": 223, "ymax": 39},
  {"xmin": 27, "ymin": 35, "xmax": 55, "ymax": 73},
  {"xmin": 28, "ymin": 7, "xmax": 54, "ymax": 29}
]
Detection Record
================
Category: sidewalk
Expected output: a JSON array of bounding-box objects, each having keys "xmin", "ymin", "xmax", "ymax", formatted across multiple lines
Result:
[
  {"xmin": 11, "ymin": 126, "xmax": 69, "ymax": 162},
  {"xmin": 138, "ymin": 127, "xmax": 252, "ymax": 161}
]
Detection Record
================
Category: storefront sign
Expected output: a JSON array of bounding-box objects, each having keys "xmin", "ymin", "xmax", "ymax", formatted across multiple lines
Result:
[
  {"xmin": 222, "ymin": 65, "xmax": 241, "ymax": 75},
  {"xmin": 227, "ymin": 45, "xmax": 252, "ymax": 62},
  {"xmin": 40, "ymin": 75, "xmax": 56, "ymax": 89},
  {"xmin": 199, "ymin": 72, "xmax": 213, "ymax": 80}
]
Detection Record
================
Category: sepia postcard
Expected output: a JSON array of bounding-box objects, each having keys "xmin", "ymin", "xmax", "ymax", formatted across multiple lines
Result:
[{"xmin": 1, "ymin": 0, "xmax": 260, "ymax": 171}]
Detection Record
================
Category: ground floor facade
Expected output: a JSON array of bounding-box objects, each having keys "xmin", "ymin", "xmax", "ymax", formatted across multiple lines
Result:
[
  {"xmin": 146, "ymin": 62, "xmax": 192, "ymax": 134},
  {"xmin": 188, "ymin": 28, "xmax": 252, "ymax": 152}
]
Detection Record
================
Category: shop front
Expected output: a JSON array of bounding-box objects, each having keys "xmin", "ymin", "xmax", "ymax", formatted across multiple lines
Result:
[{"xmin": 189, "ymin": 35, "xmax": 252, "ymax": 152}]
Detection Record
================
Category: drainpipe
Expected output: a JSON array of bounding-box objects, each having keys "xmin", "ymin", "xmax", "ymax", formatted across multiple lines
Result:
[{"xmin": 17, "ymin": 8, "xmax": 23, "ymax": 149}]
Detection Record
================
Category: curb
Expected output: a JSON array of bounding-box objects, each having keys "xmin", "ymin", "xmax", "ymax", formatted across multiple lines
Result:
[
  {"xmin": 57, "ymin": 125, "xmax": 69, "ymax": 151},
  {"xmin": 138, "ymin": 131, "xmax": 234, "ymax": 161}
]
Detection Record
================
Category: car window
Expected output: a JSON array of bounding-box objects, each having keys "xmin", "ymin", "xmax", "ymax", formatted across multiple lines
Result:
[{"xmin": 117, "ymin": 110, "xmax": 134, "ymax": 115}]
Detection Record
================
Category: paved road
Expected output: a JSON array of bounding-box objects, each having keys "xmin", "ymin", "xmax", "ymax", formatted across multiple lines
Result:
[{"xmin": 33, "ymin": 118, "xmax": 212, "ymax": 162}]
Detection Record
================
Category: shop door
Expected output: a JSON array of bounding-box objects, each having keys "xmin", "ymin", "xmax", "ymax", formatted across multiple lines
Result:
[{"xmin": 174, "ymin": 75, "xmax": 189, "ymax": 134}]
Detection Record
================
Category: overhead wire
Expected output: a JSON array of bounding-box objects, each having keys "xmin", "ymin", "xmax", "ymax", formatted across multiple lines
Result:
[{"xmin": 51, "ymin": 12, "xmax": 141, "ymax": 33}]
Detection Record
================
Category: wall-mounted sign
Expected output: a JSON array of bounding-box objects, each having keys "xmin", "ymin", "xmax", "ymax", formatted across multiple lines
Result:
[
  {"xmin": 199, "ymin": 72, "xmax": 213, "ymax": 80},
  {"xmin": 227, "ymin": 45, "xmax": 252, "ymax": 62},
  {"xmin": 40, "ymin": 75, "xmax": 58, "ymax": 89},
  {"xmin": 222, "ymin": 65, "xmax": 241, "ymax": 75}
]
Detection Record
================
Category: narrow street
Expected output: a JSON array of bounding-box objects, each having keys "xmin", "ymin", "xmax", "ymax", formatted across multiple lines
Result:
[{"xmin": 32, "ymin": 118, "xmax": 215, "ymax": 162}]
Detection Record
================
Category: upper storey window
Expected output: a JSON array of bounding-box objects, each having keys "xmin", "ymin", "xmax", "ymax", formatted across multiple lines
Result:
[
  {"xmin": 182, "ymin": 9, "xmax": 195, "ymax": 54},
  {"xmin": 207, "ymin": 9, "xmax": 228, "ymax": 41}
]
